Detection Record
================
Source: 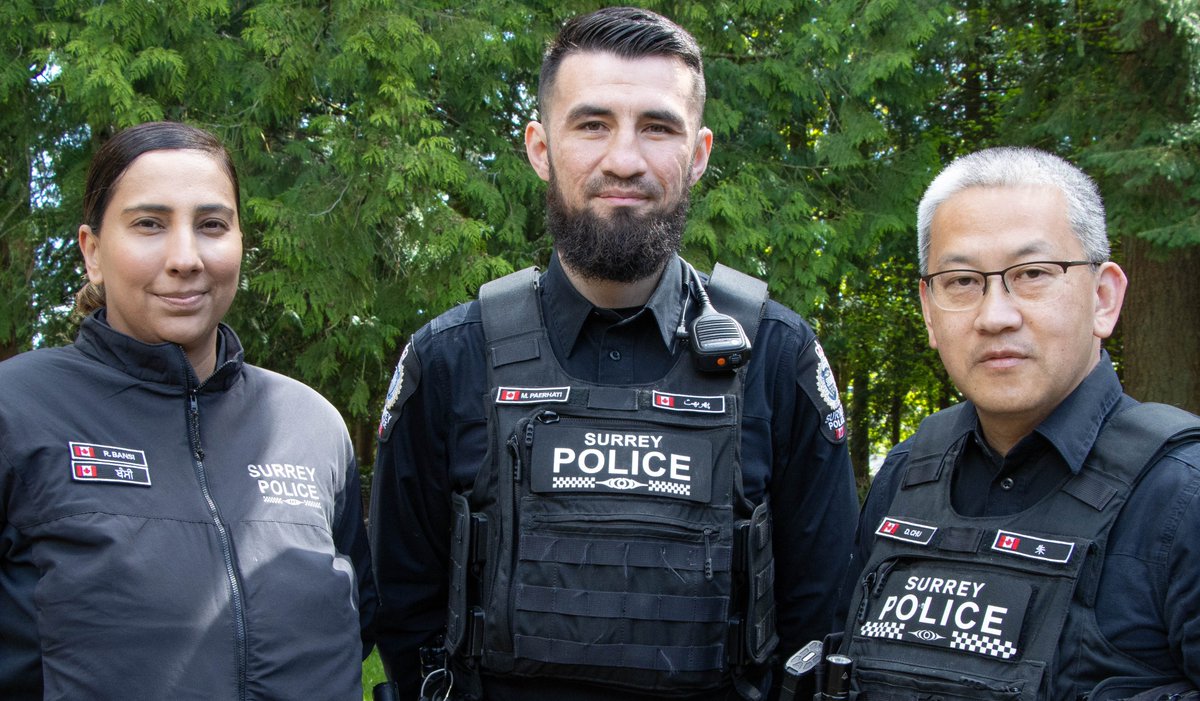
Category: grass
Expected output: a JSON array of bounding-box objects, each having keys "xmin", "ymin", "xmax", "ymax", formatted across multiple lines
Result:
[{"xmin": 362, "ymin": 649, "xmax": 388, "ymax": 700}]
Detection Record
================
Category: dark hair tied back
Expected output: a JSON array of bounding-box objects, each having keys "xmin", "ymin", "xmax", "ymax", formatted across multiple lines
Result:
[{"xmin": 74, "ymin": 121, "xmax": 240, "ymax": 320}]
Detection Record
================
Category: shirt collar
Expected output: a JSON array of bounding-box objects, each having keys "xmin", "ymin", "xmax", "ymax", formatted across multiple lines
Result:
[
  {"xmin": 1032, "ymin": 350, "xmax": 1123, "ymax": 474},
  {"xmin": 966, "ymin": 350, "xmax": 1123, "ymax": 474},
  {"xmin": 541, "ymin": 251, "xmax": 686, "ymax": 355}
]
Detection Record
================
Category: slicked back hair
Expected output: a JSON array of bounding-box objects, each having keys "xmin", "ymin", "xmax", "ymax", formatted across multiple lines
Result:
[
  {"xmin": 916, "ymin": 146, "xmax": 1108, "ymax": 274},
  {"xmin": 82, "ymin": 121, "xmax": 240, "ymax": 233},
  {"xmin": 75, "ymin": 121, "xmax": 240, "ymax": 319},
  {"xmin": 538, "ymin": 6, "xmax": 705, "ymax": 125}
]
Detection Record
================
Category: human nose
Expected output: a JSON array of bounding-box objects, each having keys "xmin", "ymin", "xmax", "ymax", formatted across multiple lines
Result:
[
  {"xmin": 973, "ymin": 272, "xmax": 1022, "ymax": 331},
  {"xmin": 599, "ymin": 127, "xmax": 648, "ymax": 180},
  {"xmin": 165, "ymin": 226, "xmax": 203, "ymax": 275}
]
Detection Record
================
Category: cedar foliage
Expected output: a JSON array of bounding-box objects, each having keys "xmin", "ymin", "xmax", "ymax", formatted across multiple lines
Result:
[{"xmin": 2, "ymin": 1, "xmax": 1196, "ymax": 485}]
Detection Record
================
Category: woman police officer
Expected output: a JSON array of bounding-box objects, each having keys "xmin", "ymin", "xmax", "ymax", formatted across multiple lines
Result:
[{"xmin": 0, "ymin": 121, "xmax": 374, "ymax": 699}]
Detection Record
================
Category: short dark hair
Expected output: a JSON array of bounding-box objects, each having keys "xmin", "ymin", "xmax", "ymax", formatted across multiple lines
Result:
[
  {"xmin": 538, "ymin": 7, "xmax": 705, "ymax": 122},
  {"xmin": 82, "ymin": 121, "xmax": 241, "ymax": 232}
]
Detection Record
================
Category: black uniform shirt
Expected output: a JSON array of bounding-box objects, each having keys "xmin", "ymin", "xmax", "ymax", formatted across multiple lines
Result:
[
  {"xmin": 845, "ymin": 353, "xmax": 1200, "ymax": 682},
  {"xmin": 372, "ymin": 254, "xmax": 857, "ymax": 699}
]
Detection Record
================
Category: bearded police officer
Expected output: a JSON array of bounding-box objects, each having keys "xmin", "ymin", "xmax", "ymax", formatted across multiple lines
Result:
[
  {"xmin": 370, "ymin": 7, "xmax": 857, "ymax": 700},
  {"xmin": 839, "ymin": 147, "xmax": 1200, "ymax": 699}
]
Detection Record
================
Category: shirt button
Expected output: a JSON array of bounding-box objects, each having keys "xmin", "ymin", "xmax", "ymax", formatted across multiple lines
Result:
[
  {"xmin": 608, "ymin": 350, "xmax": 621, "ymax": 361},
  {"xmin": 1000, "ymin": 477, "xmax": 1015, "ymax": 491}
]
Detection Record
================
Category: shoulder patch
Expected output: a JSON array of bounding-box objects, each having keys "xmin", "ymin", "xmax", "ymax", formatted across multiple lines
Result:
[
  {"xmin": 378, "ymin": 341, "xmax": 420, "ymax": 442},
  {"xmin": 798, "ymin": 339, "xmax": 847, "ymax": 444}
]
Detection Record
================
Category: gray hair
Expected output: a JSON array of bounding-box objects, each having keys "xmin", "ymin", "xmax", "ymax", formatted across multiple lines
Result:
[{"xmin": 916, "ymin": 147, "xmax": 1108, "ymax": 274}]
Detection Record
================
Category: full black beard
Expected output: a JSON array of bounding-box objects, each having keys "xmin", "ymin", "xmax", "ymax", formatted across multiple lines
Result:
[{"xmin": 547, "ymin": 171, "xmax": 689, "ymax": 284}]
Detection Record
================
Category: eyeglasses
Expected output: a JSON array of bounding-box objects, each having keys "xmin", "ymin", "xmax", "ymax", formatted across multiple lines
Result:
[{"xmin": 921, "ymin": 260, "xmax": 1096, "ymax": 312}]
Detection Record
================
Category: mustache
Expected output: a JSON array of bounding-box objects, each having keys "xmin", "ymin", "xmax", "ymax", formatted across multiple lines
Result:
[{"xmin": 583, "ymin": 176, "xmax": 663, "ymax": 199}]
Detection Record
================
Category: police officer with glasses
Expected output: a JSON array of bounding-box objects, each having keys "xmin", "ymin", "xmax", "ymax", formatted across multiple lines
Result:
[{"xmin": 838, "ymin": 147, "xmax": 1200, "ymax": 700}]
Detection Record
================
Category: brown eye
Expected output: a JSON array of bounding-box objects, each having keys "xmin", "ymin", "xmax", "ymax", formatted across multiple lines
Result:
[
  {"xmin": 198, "ymin": 219, "xmax": 230, "ymax": 235},
  {"xmin": 133, "ymin": 218, "xmax": 164, "ymax": 232}
]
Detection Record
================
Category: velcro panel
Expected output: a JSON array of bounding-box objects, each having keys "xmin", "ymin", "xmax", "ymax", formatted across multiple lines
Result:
[
  {"xmin": 514, "ymin": 635, "xmax": 725, "ymax": 672},
  {"xmin": 1062, "ymin": 473, "xmax": 1118, "ymax": 511},
  {"xmin": 515, "ymin": 584, "xmax": 728, "ymax": 622},
  {"xmin": 519, "ymin": 534, "xmax": 732, "ymax": 572},
  {"xmin": 938, "ymin": 526, "xmax": 983, "ymax": 553},
  {"xmin": 490, "ymin": 338, "xmax": 540, "ymax": 368},
  {"xmin": 587, "ymin": 386, "xmax": 638, "ymax": 410}
]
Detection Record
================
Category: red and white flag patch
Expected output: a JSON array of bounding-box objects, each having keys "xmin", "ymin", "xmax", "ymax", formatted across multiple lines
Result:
[{"xmin": 991, "ymin": 529, "xmax": 1075, "ymax": 563}]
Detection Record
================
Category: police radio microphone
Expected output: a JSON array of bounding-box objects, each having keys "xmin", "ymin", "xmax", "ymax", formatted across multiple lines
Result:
[{"xmin": 683, "ymin": 261, "xmax": 751, "ymax": 372}]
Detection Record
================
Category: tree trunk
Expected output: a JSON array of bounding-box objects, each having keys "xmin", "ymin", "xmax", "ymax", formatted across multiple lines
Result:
[
  {"xmin": 849, "ymin": 369, "xmax": 871, "ymax": 493},
  {"xmin": 1121, "ymin": 235, "xmax": 1200, "ymax": 415}
]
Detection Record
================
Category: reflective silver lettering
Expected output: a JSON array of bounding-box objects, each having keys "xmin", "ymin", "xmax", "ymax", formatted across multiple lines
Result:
[
  {"xmin": 553, "ymin": 448, "xmax": 575, "ymax": 473},
  {"xmin": 669, "ymin": 454, "xmax": 691, "ymax": 482},
  {"xmin": 878, "ymin": 595, "xmax": 898, "ymax": 619},
  {"xmin": 608, "ymin": 449, "xmax": 628, "ymax": 475},
  {"xmin": 642, "ymin": 452, "xmax": 666, "ymax": 477},
  {"xmin": 981, "ymin": 605, "xmax": 1007, "ymax": 635},
  {"xmin": 918, "ymin": 597, "xmax": 938, "ymax": 624},
  {"xmin": 578, "ymin": 449, "xmax": 605, "ymax": 474},
  {"xmin": 954, "ymin": 601, "xmax": 979, "ymax": 630}
]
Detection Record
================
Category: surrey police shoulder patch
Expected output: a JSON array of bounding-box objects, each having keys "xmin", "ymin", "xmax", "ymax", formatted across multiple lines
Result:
[
  {"xmin": 378, "ymin": 341, "xmax": 420, "ymax": 442},
  {"xmin": 798, "ymin": 339, "xmax": 847, "ymax": 444}
]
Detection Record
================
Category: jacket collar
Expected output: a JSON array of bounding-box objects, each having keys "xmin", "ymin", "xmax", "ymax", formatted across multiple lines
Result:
[{"xmin": 74, "ymin": 309, "xmax": 244, "ymax": 391}]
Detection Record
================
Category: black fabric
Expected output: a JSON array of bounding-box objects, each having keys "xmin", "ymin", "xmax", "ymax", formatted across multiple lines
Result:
[
  {"xmin": 841, "ymin": 357, "xmax": 1200, "ymax": 701},
  {"xmin": 372, "ymin": 253, "xmax": 860, "ymax": 701},
  {"xmin": 450, "ymin": 264, "xmax": 775, "ymax": 695},
  {"xmin": 707, "ymin": 262, "xmax": 769, "ymax": 347}
]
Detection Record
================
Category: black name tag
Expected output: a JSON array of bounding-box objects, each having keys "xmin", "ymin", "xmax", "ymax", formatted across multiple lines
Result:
[
  {"xmin": 530, "ymin": 424, "xmax": 713, "ymax": 503},
  {"xmin": 859, "ymin": 566, "xmax": 1030, "ymax": 660},
  {"xmin": 69, "ymin": 441, "xmax": 152, "ymax": 487}
]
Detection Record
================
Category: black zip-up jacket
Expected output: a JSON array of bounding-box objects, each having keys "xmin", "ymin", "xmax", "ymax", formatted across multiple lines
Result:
[{"xmin": 0, "ymin": 312, "xmax": 375, "ymax": 700}]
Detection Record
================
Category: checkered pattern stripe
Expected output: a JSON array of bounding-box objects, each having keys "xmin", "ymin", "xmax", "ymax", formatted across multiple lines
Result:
[
  {"xmin": 950, "ymin": 631, "xmax": 1017, "ymax": 659},
  {"xmin": 858, "ymin": 621, "xmax": 905, "ymax": 639},
  {"xmin": 552, "ymin": 476, "xmax": 595, "ymax": 489},
  {"xmin": 648, "ymin": 481, "xmax": 691, "ymax": 496}
]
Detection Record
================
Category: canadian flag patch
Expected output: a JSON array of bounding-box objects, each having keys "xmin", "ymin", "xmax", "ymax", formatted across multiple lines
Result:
[{"xmin": 991, "ymin": 529, "xmax": 1075, "ymax": 563}]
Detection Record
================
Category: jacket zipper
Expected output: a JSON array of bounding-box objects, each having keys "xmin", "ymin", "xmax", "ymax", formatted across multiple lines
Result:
[{"xmin": 187, "ymin": 377, "xmax": 248, "ymax": 701}]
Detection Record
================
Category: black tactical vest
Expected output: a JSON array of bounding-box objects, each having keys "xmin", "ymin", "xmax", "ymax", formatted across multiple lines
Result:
[
  {"xmin": 445, "ymin": 263, "xmax": 778, "ymax": 697},
  {"xmin": 841, "ymin": 401, "xmax": 1200, "ymax": 701}
]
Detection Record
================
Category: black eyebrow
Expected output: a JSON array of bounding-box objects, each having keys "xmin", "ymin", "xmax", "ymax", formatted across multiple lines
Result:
[
  {"xmin": 121, "ymin": 204, "xmax": 235, "ymax": 217},
  {"xmin": 564, "ymin": 104, "xmax": 687, "ymax": 131},
  {"xmin": 640, "ymin": 109, "xmax": 686, "ymax": 130},
  {"xmin": 196, "ymin": 204, "xmax": 236, "ymax": 217},
  {"xmin": 565, "ymin": 104, "xmax": 615, "ymax": 123}
]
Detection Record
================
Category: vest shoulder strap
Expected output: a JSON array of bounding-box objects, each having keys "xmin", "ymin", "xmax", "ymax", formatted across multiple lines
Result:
[
  {"xmin": 707, "ymin": 262, "xmax": 769, "ymax": 345},
  {"xmin": 902, "ymin": 403, "xmax": 972, "ymax": 488},
  {"xmin": 479, "ymin": 266, "xmax": 541, "ymax": 345},
  {"xmin": 1066, "ymin": 401, "xmax": 1200, "ymax": 510},
  {"xmin": 479, "ymin": 267, "xmax": 544, "ymax": 370}
]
